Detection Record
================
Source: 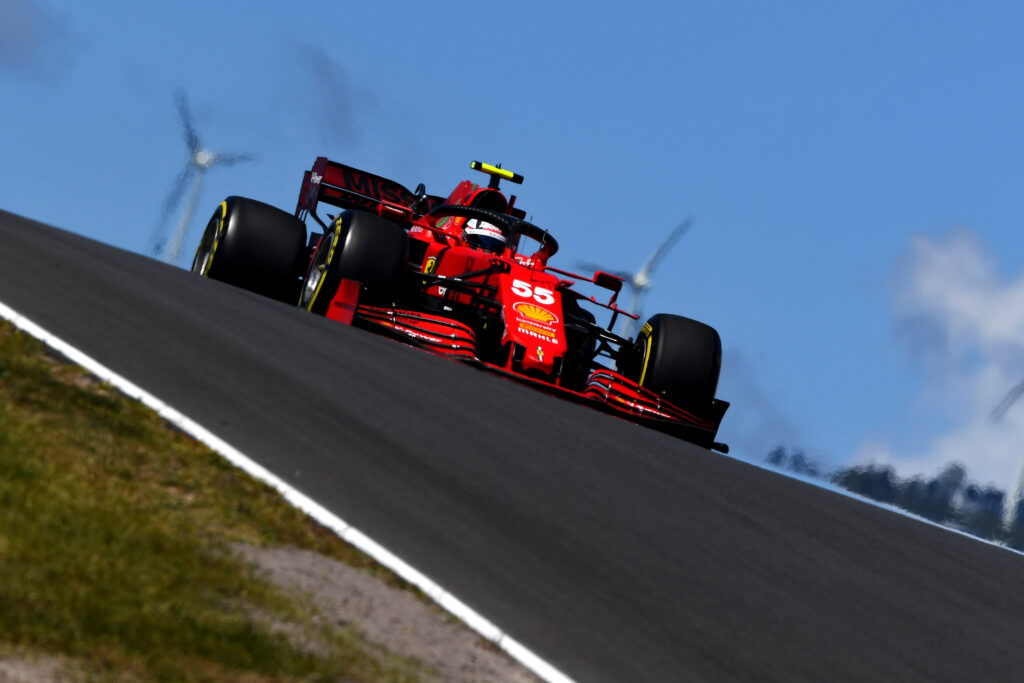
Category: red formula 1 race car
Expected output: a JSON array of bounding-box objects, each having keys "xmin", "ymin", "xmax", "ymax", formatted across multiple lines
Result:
[{"xmin": 191, "ymin": 158, "xmax": 729, "ymax": 451}]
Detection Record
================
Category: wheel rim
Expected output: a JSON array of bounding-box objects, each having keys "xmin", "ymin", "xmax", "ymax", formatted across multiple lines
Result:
[
  {"xmin": 191, "ymin": 214, "xmax": 222, "ymax": 275},
  {"xmin": 637, "ymin": 334, "xmax": 653, "ymax": 386},
  {"xmin": 301, "ymin": 227, "xmax": 338, "ymax": 309},
  {"xmin": 194, "ymin": 242, "xmax": 213, "ymax": 275},
  {"xmin": 301, "ymin": 258, "xmax": 324, "ymax": 306}
]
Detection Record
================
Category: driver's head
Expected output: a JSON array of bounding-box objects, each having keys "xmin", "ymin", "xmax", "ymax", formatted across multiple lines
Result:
[{"xmin": 463, "ymin": 218, "xmax": 508, "ymax": 253}]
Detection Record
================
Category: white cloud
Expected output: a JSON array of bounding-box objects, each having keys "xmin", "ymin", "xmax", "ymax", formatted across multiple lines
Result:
[
  {"xmin": 896, "ymin": 230, "xmax": 1024, "ymax": 359},
  {"xmin": 854, "ymin": 229, "xmax": 1024, "ymax": 491}
]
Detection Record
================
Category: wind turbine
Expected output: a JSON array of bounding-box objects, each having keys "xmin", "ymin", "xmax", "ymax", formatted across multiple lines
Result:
[
  {"xmin": 991, "ymin": 379, "xmax": 1024, "ymax": 527},
  {"xmin": 992, "ymin": 379, "xmax": 1024, "ymax": 421},
  {"xmin": 153, "ymin": 89, "xmax": 255, "ymax": 264},
  {"xmin": 577, "ymin": 218, "xmax": 692, "ymax": 339}
]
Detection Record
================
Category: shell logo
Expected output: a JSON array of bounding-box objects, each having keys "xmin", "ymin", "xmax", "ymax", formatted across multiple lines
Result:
[{"xmin": 514, "ymin": 302, "xmax": 559, "ymax": 325}]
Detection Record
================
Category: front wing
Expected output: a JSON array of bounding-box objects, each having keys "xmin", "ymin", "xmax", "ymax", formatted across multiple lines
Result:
[{"xmin": 352, "ymin": 303, "xmax": 729, "ymax": 450}]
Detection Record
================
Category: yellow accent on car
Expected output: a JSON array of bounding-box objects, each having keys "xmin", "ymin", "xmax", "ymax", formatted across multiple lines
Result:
[
  {"xmin": 516, "ymin": 303, "xmax": 557, "ymax": 324},
  {"xmin": 306, "ymin": 218, "xmax": 343, "ymax": 311},
  {"xmin": 639, "ymin": 324, "xmax": 654, "ymax": 387},
  {"xmin": 201, "ymin": 201, "xmax": 228, "ymax": 277},
  {"xmin": 470, "ymin": 161, "xmax": 524, "ymax": 184}
]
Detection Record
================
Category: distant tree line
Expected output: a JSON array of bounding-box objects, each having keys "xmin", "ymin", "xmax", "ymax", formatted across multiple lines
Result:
[{"xmin": 766, "ymin": 447, "xmax": 1024, "ymax": 551}]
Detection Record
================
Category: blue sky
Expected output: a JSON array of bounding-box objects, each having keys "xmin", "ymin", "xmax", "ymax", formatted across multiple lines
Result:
[{"xmin": 4, "ymin": 0, "xmax": 1024, "ymax": 491}]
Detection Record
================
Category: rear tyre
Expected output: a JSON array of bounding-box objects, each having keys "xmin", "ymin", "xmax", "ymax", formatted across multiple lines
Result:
[
  {"xmin": 191, "ymin": 196, "xmax": 306, "ymax": 303},
  {"xmin": 299, "ymin": 210, "xmax": 409, "ymax": 315},
  {"xmin": 619, "ymin": 313, "xmax": 721, "ymax": 406}
]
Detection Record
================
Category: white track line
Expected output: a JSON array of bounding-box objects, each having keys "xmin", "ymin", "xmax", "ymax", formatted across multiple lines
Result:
[{"xmin": 0, "ymin": 299, "xmax": 574, "ymax": 683}]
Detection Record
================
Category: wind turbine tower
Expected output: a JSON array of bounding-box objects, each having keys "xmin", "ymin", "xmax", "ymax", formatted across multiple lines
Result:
[{"xmin": 991, "ymin": 378, "xmax": 1024, "ymax": 527}]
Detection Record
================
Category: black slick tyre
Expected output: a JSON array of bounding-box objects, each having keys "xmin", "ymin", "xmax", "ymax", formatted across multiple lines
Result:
[
  {"xmin": 299, "ymin": 210, "xmax": 409, "ymax": 315},
  {"xmin": 621, "ymin": 313, "xmax": 722, "ymax": 406},
  {"xmin": 191, "ymin": 196, "xmax": 307, "ymax": 303}
]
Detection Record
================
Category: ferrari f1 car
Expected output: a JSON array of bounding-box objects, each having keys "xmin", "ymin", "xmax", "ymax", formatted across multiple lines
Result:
[{"xmin": 191, "ymin": 158, "xmax": 729, "ymax": 451}]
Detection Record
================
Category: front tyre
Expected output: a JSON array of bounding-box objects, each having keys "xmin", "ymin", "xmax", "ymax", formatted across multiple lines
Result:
[
  {"xmin": 299, "ymin": 210, "xmax": 409, "ymax": 315},
  {"xmin": 619, "ymin": 313, "xmax": 722, "ymax": 406},
  {"xmin": 191, "ymin": 196, "xmax": 306, "ymax": 303}
]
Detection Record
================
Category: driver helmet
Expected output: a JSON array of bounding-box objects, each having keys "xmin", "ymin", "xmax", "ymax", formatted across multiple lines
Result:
[{"xmin": 463, "ymin": 218, "xmax": 508, "ymax": 253}]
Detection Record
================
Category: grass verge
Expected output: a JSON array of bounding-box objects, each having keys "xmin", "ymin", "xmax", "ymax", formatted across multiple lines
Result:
[{"xmin": 0, "ymin": 319, "xmax": 426, "ymax": 681}]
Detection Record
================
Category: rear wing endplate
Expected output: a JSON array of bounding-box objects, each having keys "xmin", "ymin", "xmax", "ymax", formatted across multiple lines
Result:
[{"xmin": 295, "ymin": 156, "xmax": 445, "ymax": 226}]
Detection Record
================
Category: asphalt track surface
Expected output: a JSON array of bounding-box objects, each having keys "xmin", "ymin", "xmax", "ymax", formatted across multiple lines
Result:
[{"xmin": 2, "ymin": 209, "xmax": 1024, "ymax": 682}]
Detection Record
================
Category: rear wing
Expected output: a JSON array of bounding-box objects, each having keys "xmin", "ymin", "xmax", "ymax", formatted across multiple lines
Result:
[{"xmin": 295, "ymin": 156, "xmax": 446, "ymax": 227}]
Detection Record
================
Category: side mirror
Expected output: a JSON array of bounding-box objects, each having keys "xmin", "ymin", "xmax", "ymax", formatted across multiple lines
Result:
[
  {"xmin": 594, "ymin": 271, "xmax": 624, "ymax": 293},
  {"xmin": 411, "ymin": 183, "xmax": 427, "ymax": 214}
]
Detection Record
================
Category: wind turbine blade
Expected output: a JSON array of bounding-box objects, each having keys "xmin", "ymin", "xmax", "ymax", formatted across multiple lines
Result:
[
  {"xmin": 573, "ymin": 261, "xmax": 632, "ymax": 281},
  {"xmin": 158, "ymin": 164, "xmax": 195, "ymax": 225},
  {"xmin": 211, "ymin": 151, "xmax": 256, "ymax": 167},
  {"xmin": 992, "ymin": 379, "xmax": 1024, "ymax": 421},
  {"xmin": 162, "ymin": 172, "xmax": 205, "ymax": 264},
  {"xmin": 174, "ymin": 88, "xmax": 201, "ymax": 153},
  {"xmin": 638, "ymin": 217, "xmax": 693, "ymax": 280},
  {"xmin": 149, "ymin": 163, "xmax": 196, "ymax": 255}
]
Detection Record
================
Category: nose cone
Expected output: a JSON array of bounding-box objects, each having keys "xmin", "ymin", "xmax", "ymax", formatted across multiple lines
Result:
[{"xmin": 503, "ymin": 296, "xmax": 567, "ymax": 378}]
